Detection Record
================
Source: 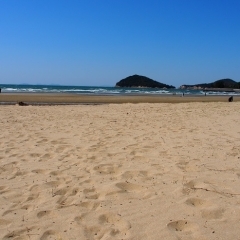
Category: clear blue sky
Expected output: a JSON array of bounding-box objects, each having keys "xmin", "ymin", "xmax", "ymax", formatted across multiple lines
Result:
[{"xmin": 0, "ymin": 0, "xmax": 239, "ymax": 87}]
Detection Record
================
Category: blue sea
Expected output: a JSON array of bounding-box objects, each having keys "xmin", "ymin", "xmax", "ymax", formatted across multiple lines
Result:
[{"xmin": 0, "ymin": 84, "xmax": 239, "ymax": 96}]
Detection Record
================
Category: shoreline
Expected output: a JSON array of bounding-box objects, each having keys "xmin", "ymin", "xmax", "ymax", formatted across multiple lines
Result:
[{"xmin": 0, "ymin": 93, "xmax": 239, "ymax": 105}]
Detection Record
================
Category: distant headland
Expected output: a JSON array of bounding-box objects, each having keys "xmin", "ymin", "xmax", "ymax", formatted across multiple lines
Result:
[
  {"xmin": 180, "ymin": 78, "xmax": 240, "ymax": 92},
  {"xmin": 115, "ymin": 74, "xmax": 175, "ymax": 89},
  {"xmin": 115, "ymin": 76, "xmax": 240, "ymax": 92}
]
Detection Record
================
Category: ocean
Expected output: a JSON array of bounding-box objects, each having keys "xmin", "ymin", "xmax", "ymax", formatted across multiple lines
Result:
[{"xmin": 0, "ymin": 84, "xmax": 239, "ymax": 96}]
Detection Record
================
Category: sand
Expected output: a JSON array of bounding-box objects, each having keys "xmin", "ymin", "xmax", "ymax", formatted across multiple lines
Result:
[
  {"xmin": 1, "ymin": 93, "xmax": 240, "ymax": 104},
  {"xmin": 1, "ymin": 101, "xmax": 240, "ymax": 239}
]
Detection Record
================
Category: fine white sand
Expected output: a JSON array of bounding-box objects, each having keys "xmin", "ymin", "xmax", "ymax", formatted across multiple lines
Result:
[{"xmin": 1, "ymin": 103, "xmax": 240, "ymax": 240}]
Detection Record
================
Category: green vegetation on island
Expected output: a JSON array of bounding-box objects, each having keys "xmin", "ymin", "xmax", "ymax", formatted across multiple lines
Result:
[
  {"xmin": 116, "ymin": 75, "xmax": 175, "ymax": 89},
  {"xmin": 180, "ymin": 78, "xmax": 240, "ymax": 90}
]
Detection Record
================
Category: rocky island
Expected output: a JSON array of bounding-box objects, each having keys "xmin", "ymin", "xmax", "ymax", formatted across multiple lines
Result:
[
  {"xmin": 116, "ymin": 74, "xmax": 175, "ymax": 89},
  {"xmin": 180, "ymin": 78, "xmax": 240, "ymax": 91}
]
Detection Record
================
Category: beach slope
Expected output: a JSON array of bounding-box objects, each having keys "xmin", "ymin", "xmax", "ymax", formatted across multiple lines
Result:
[{"xmin": 1, "ymin": 102, "xmax": 240, "ymax": 239}]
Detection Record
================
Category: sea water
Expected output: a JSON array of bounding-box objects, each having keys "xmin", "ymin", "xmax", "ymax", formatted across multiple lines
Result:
[{"xmin": 0, "ymin": 84, "xmax": 239, "ymax": 96}]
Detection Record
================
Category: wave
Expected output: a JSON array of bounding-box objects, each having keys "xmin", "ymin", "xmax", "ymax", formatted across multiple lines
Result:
[{"xmin": 1, "ymin": 84, "xmax": 240, "ymax": 96}]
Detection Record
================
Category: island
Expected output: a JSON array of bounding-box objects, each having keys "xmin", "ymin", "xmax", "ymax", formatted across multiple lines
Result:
[
  {"xmin": 115, "ymin": 74, "xmax": 175, "ymax": 89},
  {"xmin": 180, "ymin": 78, "xmax": 240, "ymax": 91}
]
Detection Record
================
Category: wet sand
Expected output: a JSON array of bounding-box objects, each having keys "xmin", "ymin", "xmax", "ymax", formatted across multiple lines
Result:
[{"xmin": 0, "ymin": 92, "xmax": 239, "ymax": 104}]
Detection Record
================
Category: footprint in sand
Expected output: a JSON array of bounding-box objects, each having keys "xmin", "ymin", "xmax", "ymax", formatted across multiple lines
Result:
[
  {"xmin": 78, "ymin": 201, "xmax": 100, "ymax": 211},
  {"xmin": 26, "ymin": 193, "xmax": 40, "ymax": 202},
  {"xmin": 45, "ymin": 180, "xmax": 63, "ymax": 188},
  {"xmin": 37, "ymin": 138, "xmax": 48, "ymax": 144},
  {"xmin": 98, "ymin": 213, "xmax": 131, "ymax": 237},
  {"xmin": 93, "ymin": 163, "xmax": 121, "ymax": 175},
  {"xmin": 69, "ymin": 187, "xmax": 80, "ymax": 196},
  {"xmin": 83, "ymin": 187, "xmax": 100, "ymax": 200},
  {"xmin": 185, "ymin": 197, "xmax": 225, "ymax": 220},
  {"xmin": 3, "ymin": 203, "xmax": 35, "ymax": 218},
  {"xmin": 49, "ymin": 170, "xmax": 63, "ymax": 176},
  {"xmin": 75, "ymin": 211, "xmax": 131, "ymax": 239},
  {"xmin": 50, "ymin": 139, "xmax": 67, "ymax": 145},
  {"xmin": 0, "ymin": 186, "xmax": 9, "ymax": 194},
  {"xmin": 42, "ymin": 153, "xmax": 52, "ymax": 158},
  {"xmin": 8, "ymin": 169, "xmax": 29, "ymax": 180},
  {"xmin": 177, "ymin": 160, "xmax": 201, "ymax": 172},
  {"xmin": 115, "ymin": 182, "xmax": 143, "ymax": 192},
  {"xmin": 2, "ymin": 191, "xmax": 26, "ymax": 204},
  {"xmin": 185, "ymin": 198, "xmax": 208, "ymax": 208},
  {"xmin": 21, "ymin": 204, "xmax": 34, "ymax": 212},
  {"xmin": 37, "ymin": 210, "xmax": 57, "ymax": 219},
  {"xmin": 55, "ymin": 145, "xmax": 70, "ymax": 154},
  {"xmin": 3, "ymin": 226, "xmax": 37, "ymax": 239},
  {"xmin": 0, "ymin": 218, "xmax": 12, "ymax": 228},
  {"xmin": 106, "ymin": 181, "xmax": 155, "ymax": 200},
  {"xmin": 0, "ymin": 164, "xmax": 19, "ymax": 178},
  {"xmin": 29, "ymin": 153, "xmax": 41, "ymax": 158},
  {"xmin": 9, "ymin": 153, "xmax": 19, "ymax": 158},
  {"xmin": 53, "ymin": 186, "xmax": 69, "ymax": 196},
  {"xmin": 201, "ymin": 207, "xmax": 225, "ymax": 220},
  {"xmin": 32, "ymin": 169, "xmax": 49, "ymax": 174},
  {"xmin": 40, "ymin": 230, "xmax": 62, "ymax": 240},
  {"xmin": 177, "ymin": 160, "xmax": 189, "ymax": 171},
  {"xmin": 167, "ymin": 220, "xmax": 198, "ymax": 232},
  {"xmin": 56, "ymin": 195, "xmax": 78, "ymax": 207},
  {"xmin": 121, "ymin": 170, "xmax": 146, "ymax": 180},
  {"xmin": 183, "ymin": 179, "xmax": 218, "ymax": 194}
]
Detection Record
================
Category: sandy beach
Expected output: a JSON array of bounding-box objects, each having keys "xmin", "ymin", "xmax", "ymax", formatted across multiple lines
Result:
[{"xmin": 1, "ymin": 99, "xmax": 240, "ymax": 239}]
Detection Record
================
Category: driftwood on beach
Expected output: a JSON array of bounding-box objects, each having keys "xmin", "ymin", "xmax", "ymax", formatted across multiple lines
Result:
[{"xmin": 17, "ymin": 101, "xmax": 28, "ymax": 106}]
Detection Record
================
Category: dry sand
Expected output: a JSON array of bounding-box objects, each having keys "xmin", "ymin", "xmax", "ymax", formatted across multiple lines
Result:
[{"xmin": 1, "ymin": 102, "xmax": 240, "ymax": 239}]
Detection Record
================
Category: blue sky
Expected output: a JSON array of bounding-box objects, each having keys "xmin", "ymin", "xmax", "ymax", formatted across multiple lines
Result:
[{"xmin": 0, "ymin": 0, "xmax": 239, "ymax": 87}]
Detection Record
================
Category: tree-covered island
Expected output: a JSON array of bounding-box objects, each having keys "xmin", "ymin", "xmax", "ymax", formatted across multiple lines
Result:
[
  {"xmin": 116, "ymin": 75, "xmax": 175, "ymax": 89},
  {"xmin": 180, "ymin": 78, "xmax": 240, "ymax": 90}
]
